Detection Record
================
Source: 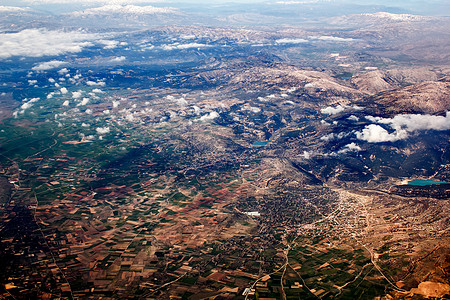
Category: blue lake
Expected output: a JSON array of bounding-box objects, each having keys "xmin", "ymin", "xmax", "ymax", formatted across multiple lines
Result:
[
  {"xmin": 253, "ymin": 140, "xmax": 271, "ymax": 146},
  {"xmin": 408, "ymin": 179, "xmax": 448, "ymax": 186}
]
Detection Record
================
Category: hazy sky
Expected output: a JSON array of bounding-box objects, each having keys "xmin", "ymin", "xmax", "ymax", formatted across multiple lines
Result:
[{"xmin": 2, "ymin": 0, "xmax": 449, "ymax": 16}]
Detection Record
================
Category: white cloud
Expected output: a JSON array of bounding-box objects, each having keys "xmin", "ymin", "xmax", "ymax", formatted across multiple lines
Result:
[
  {"xmin": 320, "ymin": 132, "xmax": 348, "ymax": 141},
  {"xmin": 242, "ymin": 105, "xmax": 261, "ymax": 113},
  {"xmin": 24, "ymin": 0, "xmax": 165, "ymax": 3},
  {"xmin": 72, "ymin": 91, "xmax": 83, "ymax": 99},
  {"xmin": 86, "ymin": 80, "xmax": 106, "ymax": 86},
  {"xmin": 302, "ymin": 151, "xmax": 312, "ymax": 159},
  {"xmin": 363, "ymin": 12, "xmax": 425, "ymax": 22},
  {"xmin": 167, "ymin": 95, "xmax": 188, "ymax": 106},
  {"xmin": 92, "ymin": 88, "xmax": 104, "ymax": 93},
  {"xmin": 58, "ymin": 68, "xmax": 69, "ymax": 74},
  {"xmin": 21, "ymin": 102, "xmax": 33, "ymax": 110},
  {"xmin": 125, "ymin": 113, "xmax": 134, "ymax": 121},
  {"xmin": 109, "ymin": 56, "xmax": 126, "ymax": 62},
  {"xmin": 347, "ymin": 115, "xmax": 359, "ymax": 122},
  {"xmin": 338, "ymin": 142, "xmax": 361, "ymax": 154},
  {"xmin": 0, "ymin": 6, "xmax": 31, "ymax": 12},
  {"xmin": 275, "ymin": 38, "xmax": 308, "ymax": 44},
  {"xmin": 276, "ymin": 1, "xmax": 321, "ymax": 4},
  {"xmin": 60, "ymin": 87, "xmax": 68, "ymax": 94},
  {"xmin": 320, "ymin": 104, "xmax": 362, "ymax": 115},
  {"xmin": 20, "ymin": 97, "xmax": 39, "ymax": 111},
  {"xmin": 32, "ymin": 60, "xmax": 66, "ymax": 71},
  {"xmin": 0, "ymin": 29, "xmax": 97, "ymax": 59},
  {"xmin": 356, "ymin": 124, "xmax": 407, "ymax": 143},
  {"xmin": 62, "ymin": 100, "xmax": 70, "ymax": 106},
  {"xmin": 96, "ymin": 126, "xmax": 110, "ymax": 135},
  {"xmin": 99, "ymin": 40, "xmax": 120, "ymax": 49},
  {"xmin": 198, "ymin": 111, "xmax": 219, "ymax": 122},
  {"xmin": 376, "ymin": 112, "xmax": 450, "ymax": 132},
  {"xmin": 357, "ymin": 112, "xmax": 450, "ymax": 143},
  {"xmin": 320, "ymin": 105, "xmax": 345, "ymax": 115},
  {"xmin": 78, "ymin": 98, "xmax": 90, "ymax": 106},
  {"xmin": 161, "ymin": 43, "xmax": 210, "ymax": 51},
  {"xmin": 192, "ymin": 105, "xmax": 201, "ymax": 115},
  {"xmin": 311, "ymin": 36, "xmax": 355, "ymax": 42},
  {"xmin": 70, "ymin": 5, "xmax": 178, "ymax": 16},
  {"xmin": 301, "ymin": 150, "xmax": 321, "ymax": 159}
]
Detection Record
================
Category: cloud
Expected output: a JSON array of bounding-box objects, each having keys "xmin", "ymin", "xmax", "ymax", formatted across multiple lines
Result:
[
  {"xmin": 242, "ymin": 105, "xmax": 261, "ymax": 113},
  {"xmin": 320, "ymin": 105, "xmax": 345, "ymax": 115},
  {"xmin": 320, "ymin": 132, "xmax": 348, "ymax": 141},
  {"xmin": 338, "ymin": 142, "xmax": 361, "ymax": 154},
  {"xmin": 58, "ymin": 68, "xmax": 69, "ymax": 74},
  {"xmin": 32, "ymin": 60, "xmax": 66, "ymax": 71},
  {"xmin": 301, "ymin": 151, "xmax": 312, "ymax": 159},
  {"xmin": 109, "ymin": 56, "xmax": 126, "ymax": 62},
  {"xmin": 21, "ymin": 102, "xmax": 33, "ymax": 110},
  {"xmin": 0, "ymin": 6, "xmax": 31, "ymax": 12},
  {"xmin": 363, "ymin": 12, "xmax": 425, "ymax": 22},
  {"xmin": 276, "ymin": 0, "xmax": 332, "ymax": 3},
  {"xmin": 125, "ymin": 113, "xmax": 134, "ymax": 121},
  {"xmin": 96, "ymin": 127, "xmax": 110, "ymax": 135},
  {"xmin": 24, "ymin": 0, "xmax": 166, "ymax": 3},
  {"xmin": 62, "ymin": 100, "xmax": 70, "ymax": 106},
  {"xmin": 77, "ymin": 98, "xmax": 90, "ymax": 106},
  {"xmin": 60, "ymin": 87, "xmax": 68, "ymax": 94},
  {"xmin": 86, "ymin": 80, "xmax": 106, "ymax": 86},
  {"xmin": 320, "ymin": 105, "xmax": 362, "ymax": 115},
  {"xmin": 347, "ymin": 115, "xmax": 359, "ymax": 122},
  {"xmin": 99, "ymin": 40, "xmax": 120, "ymax": 49},
  {"xmin": 72, "ymin": 91, "xmax": 83, "ymax": 99},
  {"xmin": 0, "ymin": 29, "xmax": 97, "ymax": 59},
  {"xmin": 357, "ymin": 112, "xmax": 450, "ymax": 143},
  {"xmin": 92, "ymin": 88, "xmax": 104, "ymax": 93},
  {"xmin": 192, "ymin": 105, "xmax": 201, "ymax": 115},
  {"xmin": 198, "ymin": 111, "xmax": 219, "ymax": 122},
  {"xmin": 275, "ymin": 38, "xmax": 308, "ymax": 44},
  {"xmin": 160, "ymin": 43, "xmax": 211, "ymax": 51},
  {"xmin": 311, "ymin": 36, "xmax": 355, "ymax": 42},
  {"xmin": 69, "ymin": 4, "xmax": 178, "ymax": 16},
  {"xmin": 20, "ymin": 97, "xmax": 40, "ymax": 111},
  {"xmin": 301, "ymin": 150, "xmax": 322, "ymax": 159},
  {"xmin": 375, "ymin": 112, "xmax": 450, "ymax": 132},
  {"xmin": 356, "ymin": 124, "xmax": 407, "ymax": 143},
  {"xmin": 167, "ymin": 95, "xmax": 188, "ymax": 106}
]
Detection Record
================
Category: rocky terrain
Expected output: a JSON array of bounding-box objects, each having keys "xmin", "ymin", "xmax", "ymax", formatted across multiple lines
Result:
[{"xmin": 0, "ymin": 2, "xmax": 449, "ymax": 299}]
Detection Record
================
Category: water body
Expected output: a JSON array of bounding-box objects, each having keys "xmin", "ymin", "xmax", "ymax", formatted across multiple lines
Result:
[
  {"xmin": 253, "ymin": 140, "xmax": 271, "ymax": 146},
  {"xmin": 408, "ymin": 179, "xmax": 448, "ymax": 186}
]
